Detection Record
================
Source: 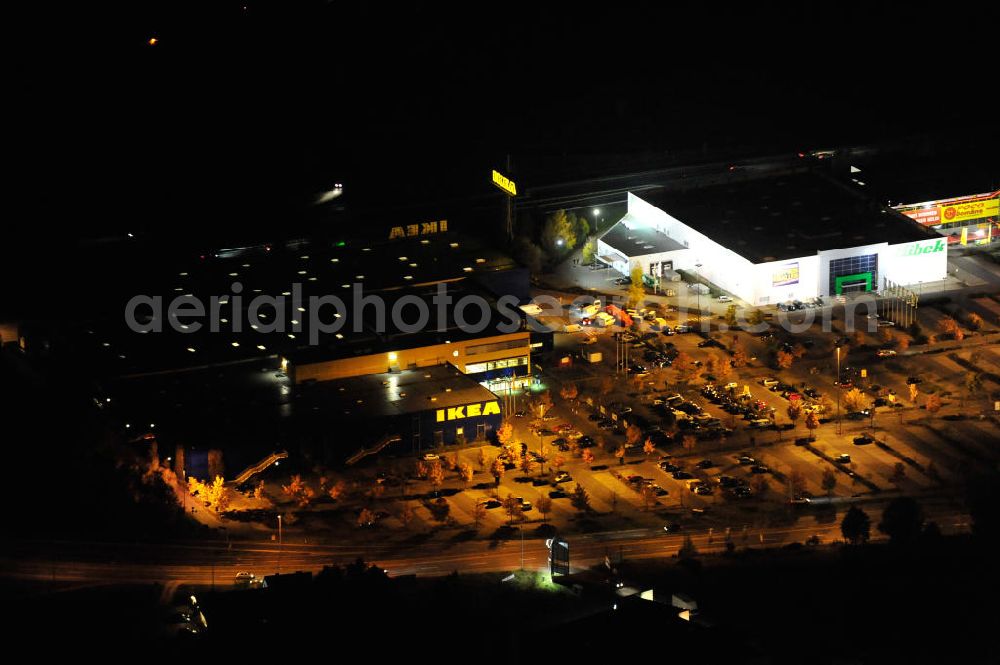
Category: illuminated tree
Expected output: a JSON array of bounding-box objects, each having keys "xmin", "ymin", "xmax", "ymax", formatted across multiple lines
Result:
[
  {"xmin": 731, "ymin": 344, "xmax": 749, "ymax": 368},
  {"xmin": 357, "ymin": 508, "xmax": 376, "ymax": 528},
  {"xmin": 581, "ymin": 448, "xmax": 595, "ymax": 465},
  {"xmin": 327, "ymin": 480, "xmax": 345, "ymax": 501},
  {"xmin": 897, "ymin": 335, "xmax": 910, "ymax": 351},
  {"xmin": 541, "ymin": 209, "xmax": 578, "ymax": 254},
  {"xmin": 552, "ymin": 455, "xmax": 566, "ymax": 472},
  {"xmin": 786, "ymin": 401, "xmax": 802, "ymax": 430},
  {"xmin": 891, "ymin": 462, "xmax": 906, "ymax": 485},
  {"xmin": 774, "ymin": 350, "xmax": 794, "ymax": 369},
  {"xmin": 643, "ymin": 439, "xmax": 656, "ymax": 457},
  {"xmin": 490, "ymin": 457, "xmax": 506, "ymax": 490},
  {"xmin": 426, "ymin": 460, "xmax": 445, "ymax": 496},
  {"xmin": 724, "ymin": 304, "xmax": 738, "ymax": 328},
  {"xmin": 502, "ymin": 494, "xmax": 524, "ymax": 525},
  {"xmin": 570, "ymin": 483, "xmax": 591, "ymax": 512},
  {"xmin": 682, "ymin": 434, "xmax": 697, "ymax": 455},
  {"xmin": 204, "ymin": 475, "xmax": 231, "ymax": 511},
  {"xmin": 908, "ymin": 382, "xmax": 920, "ymax": 403},
  {"xmin": 627, "ymin": 264, "xmax": 646, "ymax": 308},
  {"xmin": 281, "ymin": 474, "xmax": 315, "ymax": 508},
  {"xmin": 458, "ymin": 462, "xmax": 474, "ymax": 487},
  {"xmin": 536, "ymin": 495, "xmax": 553, "ymax": 523},
  {"xmin": 747, "ymin": 309, "xmax": 765, "ymax": 326},
  {"xmin": 477, "ymin": 447, "xmax": 488, "ymax": 470},
  {"xmin": 625, "ymin": 425, "xmax": 642, "ymax": 447},
  {"xmin": 805, "ymin": 410, "xmax": 820, "ymax": 441},
  {"xmin": 967, "ymin": 312, "xmax": 984, "ymax": 330},
  {"xmin": 581, "ymin": 237, "xmax": 597, "ymax": 265},
  {"xmin": 614, "ymin": 445, "xmax": 626, "ymax": 465},
  {"xmin": 879, "ymin": 326, "xmax": 895, "ymax": 345},
  {"xmin": 560, "ymin": 382, "xmax": 579, "ymax": 401},
  {"xmin": 520, "ymin": 455, "xmax": 536, "ymax": 476},
  {"xmin": 496, "ymin": 421, "xmax": 515, "ymax": 447},
  {"xmin": 841, "ymin": 506, "xmax": 871, "ymax": 545},
  {"xmin": 843, "ymin": 388, "xmax": 867, "ymax": 413},
  {"xmin": 938, "ymin": 316, "xmax": 963, "ymax": 341}
]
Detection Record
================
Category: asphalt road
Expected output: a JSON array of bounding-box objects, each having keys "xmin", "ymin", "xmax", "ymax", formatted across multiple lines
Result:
[{"xmin": 6, "ymin": 500, "xmax": 969, "ymax": 590}]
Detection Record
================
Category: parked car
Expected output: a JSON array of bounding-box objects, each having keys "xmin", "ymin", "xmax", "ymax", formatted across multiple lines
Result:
[
  {"xmin": 717, "ymin": 295, "xmax": 732, "ymax": 302},
  {"xmin": 836, "ymin": 454, "xmax": 852, "ymax": 464},
  {"xmin": 853, "ymin": 434, "xmax": 875, "ymax": 446},
  {"xmin": 876, "ymin": 348, "xmax": 897, "ymax": 358},
  {"xmin": 554, "ymin": 471, "xmax": 572, "ymax": 483},
  {"xmin": 422, "ymin": 453, "xmax": 439, "ymax": 461}
]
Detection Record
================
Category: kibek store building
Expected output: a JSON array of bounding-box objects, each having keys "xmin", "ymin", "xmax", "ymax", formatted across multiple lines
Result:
[{"xmin": 596, "ymin": 171, "xmax": 947, "ymax": 306}]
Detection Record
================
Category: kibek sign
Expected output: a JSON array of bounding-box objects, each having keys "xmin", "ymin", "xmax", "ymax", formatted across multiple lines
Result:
[
  {"xmin": 436, "ymin": 400, "xmax": 501, "ymax": 422},
  {"xmin": 897, "ymin": 239, "xmax": 946, "ymax": 258}
]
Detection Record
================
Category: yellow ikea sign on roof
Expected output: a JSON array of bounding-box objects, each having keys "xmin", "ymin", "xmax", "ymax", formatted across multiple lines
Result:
[
  {"xmin": 436, "ymin": 400, "xmax": 501, "ymax": 422},
  {"xmin": 492, "ymin": 170, "xmax": 517, "ymax": 197}
]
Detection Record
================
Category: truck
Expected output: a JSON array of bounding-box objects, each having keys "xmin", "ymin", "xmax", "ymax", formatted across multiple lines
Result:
[
  {"xmin": 592, "ymin": 312, "xmax": 615, "ymax": 327},
  {"xmin": 605, "ymin": 304, "xmax": 633, "ymax": 327},
  {"xmin": 585, "ymin": 351, "xmax": 602, "ymax": 363}
]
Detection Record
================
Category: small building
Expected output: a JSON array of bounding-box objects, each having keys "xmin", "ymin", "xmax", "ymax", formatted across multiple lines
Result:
[{"xmin": 294, "ymin": 363, "xmax": 503, "ymax": 454}]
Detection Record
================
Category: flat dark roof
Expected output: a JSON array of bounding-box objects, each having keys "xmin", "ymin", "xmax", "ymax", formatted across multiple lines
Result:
[
  {"xmin": 295, "ymin": 363, "xmax": 497, "ymax": 419},
  {"xmin": 650, "ymin": 170, "xmax": 937, "ymax": 263},
  {"xmin": 599, "ymin": 215, "xmax": 688, "ymax": 257}
]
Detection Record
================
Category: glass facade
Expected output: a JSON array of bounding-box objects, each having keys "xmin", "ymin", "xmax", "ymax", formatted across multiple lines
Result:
[{"xmin": 829, "ymin": 254, "xmax": 878, "ymax": 294}]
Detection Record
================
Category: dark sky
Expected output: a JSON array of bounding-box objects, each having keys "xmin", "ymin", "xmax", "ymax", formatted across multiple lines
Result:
[{"xmin": 5, "ymin": 2, "xmax": 997, "ymax": 304}]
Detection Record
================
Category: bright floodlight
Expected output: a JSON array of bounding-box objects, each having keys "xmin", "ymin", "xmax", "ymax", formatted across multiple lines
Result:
[{"xmin": 593, "ymin": 208, "xmax": 601, "ymax": 215}]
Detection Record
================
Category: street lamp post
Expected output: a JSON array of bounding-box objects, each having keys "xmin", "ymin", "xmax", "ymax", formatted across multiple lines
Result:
[
  {"xmin": 836, "ymin": 346, "xmax": 842, "ymax": 436},
  {"xmin": 694, "ymin": 263, "xmax": 703, "ymax": 326},
  {"xmin": 277, "ymin": 514, "xmax": 283, "ymax": 575}
]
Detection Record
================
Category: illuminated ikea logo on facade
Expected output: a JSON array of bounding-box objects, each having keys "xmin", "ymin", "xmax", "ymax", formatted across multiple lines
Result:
[
  {"xmin": 436, "ymin": 401, "xmax": 501, "ymax": 421},
  {"xmin": 897, "ymin": 239, "xmax": 945, "ymax": 257},
  {"xmin": 388, "ymin": 219, "xmax": 448, "ymax": 240},
  {"xmin": 491, "ymin": 170, "xmax": 517, "ymax": 196}
]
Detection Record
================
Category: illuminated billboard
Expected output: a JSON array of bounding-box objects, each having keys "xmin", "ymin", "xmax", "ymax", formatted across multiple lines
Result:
[
  {"xmin": 898, "ymin": 192, "xmax": 999, "ymax": 226},
  {"xmin": 772, "ymin": 263, "xmax": 799, "ymax": 287},
  {"xmin": 491, "ymin": 170, "xmax": 517, "ymax": 196}
]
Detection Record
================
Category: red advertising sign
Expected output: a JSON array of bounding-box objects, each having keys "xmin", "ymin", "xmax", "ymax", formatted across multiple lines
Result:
[{"xmin": 902, "ymin": 207, "xmax": 941, "ymax": 225}]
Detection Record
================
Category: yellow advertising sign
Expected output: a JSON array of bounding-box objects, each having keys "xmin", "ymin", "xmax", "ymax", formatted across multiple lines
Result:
[
  {"xmin": 772, "ymin": 263, "xmax": 799, "ymax": 287},
  {"xmin": 388, "ymin": 219, "xmax": 448, "ymax": 240},
  {"xmin": 491, "ymin": 169, "xmax": 517, "ymax": 196},
  {"xmin": 436, "ymin": 400, "xmax": 501, "ymax": 422},
  {"xmin": 940, "ymin": 198, "xmax": 999, "ymax": 225}
]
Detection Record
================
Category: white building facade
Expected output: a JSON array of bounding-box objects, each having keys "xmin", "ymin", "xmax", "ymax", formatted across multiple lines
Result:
[{"xmin": 597, "ymin": 193, "xmax": 947, "ymax": 306}]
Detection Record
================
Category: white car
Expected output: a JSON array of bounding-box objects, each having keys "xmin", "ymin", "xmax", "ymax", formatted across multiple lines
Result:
[
  {"xmin": 422, "ymin": 453, "xmax": 439, "ymax": 461},
  {"xmin": 717, "ymin": 295, "xmax": 733, "ymax": 302},
  {"xmin": 876, "ymin": 349, "xmax": 897, "ymax": 358}
]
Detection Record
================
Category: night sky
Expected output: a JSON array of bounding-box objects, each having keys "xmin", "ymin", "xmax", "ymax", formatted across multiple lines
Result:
[{"xmin": 6, "ymin": 2, "xmax": 997, "ymax": 308}]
